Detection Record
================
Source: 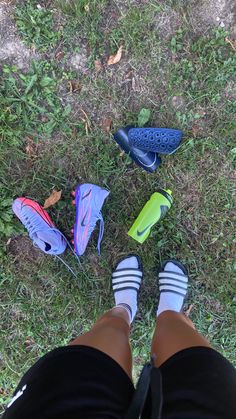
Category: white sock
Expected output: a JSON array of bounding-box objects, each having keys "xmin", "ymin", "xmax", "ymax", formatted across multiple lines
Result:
[
  {"xmin": 156, "ymin": 262, "xmax": 188, "ymax": 317},
  {"xmin": 112, "ymin": 256, "xmax": 143, "ymax": 324}
]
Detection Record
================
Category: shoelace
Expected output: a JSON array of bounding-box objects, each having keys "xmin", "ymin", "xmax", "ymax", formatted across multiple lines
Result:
[
  {"xmin": 55, "ymin": 230, "xmax": 86, "ymax": 279},
  {"xmin": 21, "ymin": 210, "xmax": 87, "ymax": 280},
  {"xmin": 22, "ymin": 211, "xmax": 48, "ymax": 238},
  {"xmin": 97, "ymin": 212, "xmax": 104, "ymax": 256}
]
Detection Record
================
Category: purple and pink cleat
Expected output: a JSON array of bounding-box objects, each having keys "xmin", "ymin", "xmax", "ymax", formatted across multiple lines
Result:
[
  {"xmin": 71, "ymin": 184, "xmax": 110, "ymax": 256},
  {"xmin": 12, "ymin": 184, "xmax": 110, "ymax": 262},
  {"xmin": 12, "ymin": 197, "xmax": 67, "ymax": 255}
]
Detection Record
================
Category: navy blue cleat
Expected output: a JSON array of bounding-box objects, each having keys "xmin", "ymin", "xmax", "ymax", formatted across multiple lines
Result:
[
  {"xmin": 128, "ymin": 128, "xmax": 183, "ymax": 154},
  {"xmin": 113, "ymin": 125, "xmax": 162, "ymax": 173}
]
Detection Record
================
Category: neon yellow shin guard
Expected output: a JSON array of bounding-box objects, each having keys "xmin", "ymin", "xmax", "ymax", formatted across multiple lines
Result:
[{"xmin": 128, "ymin": 189, "xmax": 173, "ymax": 243}]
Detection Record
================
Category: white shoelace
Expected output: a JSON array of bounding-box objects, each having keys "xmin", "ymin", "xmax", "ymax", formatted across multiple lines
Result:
[{"xmin": 21, "ymin": 211, "xmax": 88, "ymax": 280}]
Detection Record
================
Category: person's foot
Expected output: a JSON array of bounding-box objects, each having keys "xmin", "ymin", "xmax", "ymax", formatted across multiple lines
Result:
[
  {"xmin": 12, "ymin": 197, "xmax": 67, "ymax": 255},
  {"xmin": 112, "ymin": 255, "xmax": 143, "ymax": 324},
  {"xmin": 156, "ymin": 260, "xmax": 188, "ymax": 317}
]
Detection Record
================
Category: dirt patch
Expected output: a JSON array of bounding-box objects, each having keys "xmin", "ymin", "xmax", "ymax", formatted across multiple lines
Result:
[
  {"xmin": 0, "ymin": 2, "xmax": 38, "ymax": 71},
  {"xmin": 8, "ymin": 304, "xmax": 28, "ymax": 321},
  {"xmin": 154, "ymin": 6, "xmax": 182, "ymax": 40},
  {"xmin": 186, "ymin": 0, "xmax": 236, "ymax": 35},
  {"xmin": 171, "ymin": 95, "xmax": 187, "ymax": 112},
  {"xmin": 176, "ymin": 172, "xmax": 201, "ymax": 223},
  {"xmin": 223, "ymin": 80, "xmax": 236, "ymax": 100},
  {"xmin": 57, "ymin": 58, "xmax": 131, "ymax": 125},
  {"xmin": 69, "ymin": 48, "xmax": 89, "ymax": 74},
  {"xmin": 8, "ymin": 235, "xmax": 44, "ymax": 267}
]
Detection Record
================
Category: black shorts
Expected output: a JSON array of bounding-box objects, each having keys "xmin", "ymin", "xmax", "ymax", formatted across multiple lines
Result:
[{"xmin": 3, "ymin": 345, "xmax": 236, "ymax": 419}]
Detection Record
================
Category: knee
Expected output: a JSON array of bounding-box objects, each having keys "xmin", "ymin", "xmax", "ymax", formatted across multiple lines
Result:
[{"xmin": 93, "ymin": 315, "xmax": 130, "ymax": 335}]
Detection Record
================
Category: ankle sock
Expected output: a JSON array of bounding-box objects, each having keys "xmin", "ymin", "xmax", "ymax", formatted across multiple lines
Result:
[
  {"xmin": 156, "ymin": 261, "xmax": 188, "ymax": 317},
  {"xmin": 112, "ymin": 256, "xmax": 143, "ymax": 323}
]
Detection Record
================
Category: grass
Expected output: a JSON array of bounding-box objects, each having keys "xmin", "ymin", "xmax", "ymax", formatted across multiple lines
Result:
[
  {"xmin": 55, "ymin": 0, "xmax": 109, "ymax": 59},
  {"xmin": 0, "ymin": 0, "xmax": 236, "ymax": 411},
  {"xmin": 15, "ymin": 0, "xmax": 61, "ymax": 51},
  {"xmin": 1, "ymin": 61, "xmax": 72, "ymax": 141}
]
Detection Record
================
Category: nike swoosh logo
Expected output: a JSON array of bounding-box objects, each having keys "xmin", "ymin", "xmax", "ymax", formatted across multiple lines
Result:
[
  {"xmin": 137, "ymin": 223, "xmax": 152, "ymax": 237},
  {"xmin": 82, "ymin": 189, "xmax": 92, "ymax": 200},
  {"xmin": 81, "ymin": 211, "xmax": 88, "ymax": 227}
]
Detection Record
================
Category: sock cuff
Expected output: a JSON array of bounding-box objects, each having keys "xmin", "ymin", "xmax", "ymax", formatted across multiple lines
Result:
[{"xmin": 115, "ymin": 303, "xmax": 132, "ymax": 323}]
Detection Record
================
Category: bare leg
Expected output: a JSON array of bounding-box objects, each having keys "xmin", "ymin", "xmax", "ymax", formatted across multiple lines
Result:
[
  {"xmin": 151, "ymin": 310, "xmax": 211, "ymax": 367},
  {"xmin": 69, "ymin": 307, "xmax": 133, "ymax": 379}
]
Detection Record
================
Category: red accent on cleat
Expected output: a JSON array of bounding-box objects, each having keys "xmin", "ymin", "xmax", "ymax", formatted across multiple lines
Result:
[
  {"xmin": 72, "ymin": 200, "xmax": 75, "ymax": 205},
  {"xmin": 14, "ymin": 197, "xmax": 54, "ymax": 227},
  {"xmin": 71, "ymin": 240, "xmax": 74, "ymax": 244},
  {"xmin": 71, "ymin": 228, "xmax": 74, "ymax": 234},
  {"xmin": 72, "ymin": 191, "xmax": 75, "ymax": 197}
]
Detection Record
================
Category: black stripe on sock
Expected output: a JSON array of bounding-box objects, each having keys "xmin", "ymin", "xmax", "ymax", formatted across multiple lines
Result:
[
  {"xmin": 159, "ymin": 276, "xmax": 187, "ymax": 284},
  {"xmin": 113, "ymin": 287, "xmax": 139, "ymax": 293},
  {"xmin": 112, "ymin": 280, "xmax": 141, "ymax": 286},
  {"xmin": 160, "ymin": 290, "xmax": 186, "ymax": 297},
  {"xmin": 159, "ymin": 282, "xmax": 187, "ymax": 291},
  {"xmin": 114, "ymin": 268, "xmax": 142, "ymax": 273},
  {"xmin": 117, "ymin": 303, "xmax": 132, "ymax": 318},
  {"xmin": 112, "ymin": 274, "xmax": 143, "ymax": 280}
]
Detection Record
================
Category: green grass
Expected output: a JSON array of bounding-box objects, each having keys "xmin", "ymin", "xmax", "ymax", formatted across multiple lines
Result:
[
  {"xmin": 169, "ymin": 28, "xmax": 236, "ymax": 128},
  {"xmin": 0, "ymin": 0, "xmax": 236, "ymax": 412},
  {"xmin": 15, "ymin": 1, "xmax": 61, "ymax": 51},
  {"xmin": 108, "ymin": 3, "xmax": 163, "ymax": 55},
  {"xmin": 1, "ymin": 61, "xmax": 72, "ymax": 142},
  {"xmin": 55, "ymin": 0, "xmax": 108, "ymax": 59}
]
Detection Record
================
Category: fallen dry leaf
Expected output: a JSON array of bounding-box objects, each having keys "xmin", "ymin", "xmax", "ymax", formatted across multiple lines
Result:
[
  {"xmin": 124, "ymin": 69, "xmax": 133, "ymax": 80},
  {"xmin": 25, "ymin": 142, "xmax": 34, "ymax": 156},
  {"xmin": 55, "ymin": 51, "xmax": 64, "ymax": 60},
  {"xmin": 198, "ymin": 109, "xmax": 206, "ymax": 116},
  {"xmin": 107, "ymin": 45, "xmax": 123, "ymax": 66},
  {"xmin": 68, "ymin": 80, "xmax": 81, "ymax": 93},
  {"xmin": 0, "ymin": 387, "xmax": 9, "ymax": 397},
  {"xmin": 94, "ymin": 59, "xmax": 102, "ymax": 72},
  {"xmin": 24, "ymin": 337, "xmax": 36, "ymax": 353},
  {"xmin": 80, "ymin": 108, "xmax": 92, "ymax": 133},
  {"xmin": 85, "ymin": 121, "xmax": 89, "ymax": 136},
  {"xmin": 43, "ymin": 190, "xmax": 62, "ymax": 209},
  {"xmin": 185, "ymin": 304, "xmax": 194, "ymax": 317},
  {"xmin": 225, "ymin": 37, "xmax": 236, "ymax": 52},
  {"xmin": 192, "ymin": 124, "xmax": 201, "ymax": 137},
  {"xmin": 25, "ymin": 136, "xmax": 38, "ymax": 158},
  {"xmin": 131, "ymin": 77, "xmax": 136, "ymax": 90},
  {"xmin": 40, "ymin": 115, "xmax": 48, "ymax": 122},
  {"xmin": 100, "ymin": 117, "xmax": 112, "ymax": 133}
]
